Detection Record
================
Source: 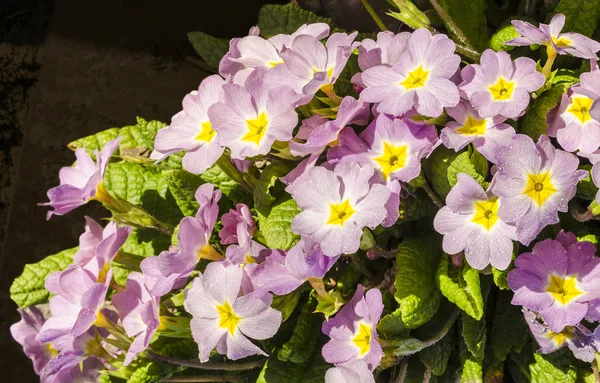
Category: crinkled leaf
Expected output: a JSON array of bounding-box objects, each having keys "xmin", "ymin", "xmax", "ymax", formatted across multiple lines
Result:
[
  {"xmin": 461, "ymin": 353, "xmax": 483, "ymax": 383},
  {"xmin": 490, "ymin": 290, "xmax": 529, "ymax": 363},
  {"xmin": 438, "ymin": 0, "xmax": 488, "ymax": 52},
  {"xmin": 521, "ymin": 84, "xmax": 566, "ymax": 140},
  {"xmin": 377, "ymin": 308, "xmax": 410, "ymax": 339},
  {"xmin": 10, "ymin": 247, "xmax": 77, "ymax": 308},
  {"xmin": 163, "ymin": 170, "xmax": 205, "ymax": 217},
  {"xmin": 258, "ymin": 197, "xmax": 301, "ymax": 250},
  {"xmin": 315, "ymin": 290, "xmax": 344, "ymax": 320},
  {"xmin": 391, "ymin": 337, "xmax": 427, "ymax": 356},
  {"xmin": 549, "ymin": 69, "xmax": 580, "ymax": 87},
  {"xmin": 278, "ymin": 296, "xmax": 320, "ymax": 364},
  {"xmin": 121, "ymin": 228, "xmax": 168, "ymax": 257},
  {"xmin": 436, "ymin": 256, "xmax": 484, "ymax": 320},
  {"xmin": 418, "ymin": 323, "xmax": 456, "ymax": 376},
  {"xmin": 272, "ymin": 289, "xmax": 302, "ymax": 322},
  {"xmin": 103, "ymin": 162, "xmax": 183, "ymax": 227},
  {"xmin": 394, "ymin": 236, "xmax": 442, "ymax": 328},
  {"xmin": 200, "ymin": 164, "xmax": 241, "ymax": 197},
  {"xmin": 258, "ymin": 3, "xmax": 334, "ymax": 38},
  {"xmin": 462, "ymin": 313, "xmax": 486, "ymax": 361},
  {"xmin": 187, "ymin": 32, "xmax": 230, "ymax": 71},
  {"xmin": 254, "ymin": 162, "xmax": 295, "ymax": 216},
  {"xmin": 69, "ymin": 117, "xmax": 166, "ymax": 160},
  {"xmin": 491, "ymin": 266, "xmax": 510, "ymax": 290},
  {"xmin": 126, "ymin": 361, "xmax": 183, "ymax": 383},
  {"xmin": 529, "ymin": 349, "xmax": 578, "ymax": 383},
  {"xmin": 554, "ymin": 0, "xmax": 600, "ymax": 37},
  {"xmin": 403, "ymin": 356, "xmax": 430, "ymax": 383},
  {"xmin": 257, "ymin": 345, "xmax": 329, "ymax": 383},
  {"xmin": 490, "ymin": 24, "xmax": 519, "ymax": 51},
  {"xmin": 423, "ymin": 147, "xmax": 487, "ymax": 199}
]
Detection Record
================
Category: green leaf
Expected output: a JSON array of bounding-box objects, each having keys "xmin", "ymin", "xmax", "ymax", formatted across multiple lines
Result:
[
  {"xmin": 257, "ymin": 3, "xmax": 334, "ymax": 38},
  {"xmin": 490, "ymin": 290, "xmax": 529, "ymax": 363},
  {"xmin": 469, "ymin": 148, "xmax": 488, "ymax": 180},
  {"xmin": 436, "ymin": 256, "xmax": 484, "ymax": 320},
  {"xmin": 549, "ymin": 69, "xmax": 580, "ymax": 87},
  {"xmin": 423, "ymin": 147, "xmax": 487, "ymax": 199},
  {"xmin": 187, "ymin": 32, "xmax": 230, "ymax": 70},
  {"xmin": 103, "ymin": 162, "xmax": 184, "ymax": 227},
  {"xmin": 126, "ymin": 361, "xmax": 183, "ymax": 383},
  {"xmin": 200, "ymin": 164, "xmax": 243, "ymax": 197},
  {"xmin": 272, "ymin": 289, "xmax": 302, "ymax": 322},
  {"xmin": 461, "ymin": 353, "xmax": 483, "ymax": 383},
  {"xmin": 121, "ymin": 228, "xmax": 168, "ymax": 257},
  {"xmin": 387, "ymin": 0, "xmax": 432, "ymax": 30},
  {"xmin": 258, "ymin": 197, "xmax": 301, "ymax": 250},
  {"xmin": 254, "ymin": 162, "xmax": 294, "ymax": 216},
  {"xmin": 69, "ymin": 117, "xmax": 166, "ymax": 159},
  {"xmin": 490, "ymin": 24, "xmax": 519, "ymax": 51},
  {"xmin": 462, "ymin": 313, "xmax": 486, "ymax": 361},
  {"xmin": 10, "ymin": 247, "xmax": 77, "ymax": 308},
  {"xmin": 398, "ymin": 191, "xmax": 438, "ymax": 223},
  {"xmin": 278, "ymin": 296, "xmax": 321, "ymax": 364},
  {"xmin": 377, "ymin": 308, "xmax": 410, "ymax": 339},
  {"xmin": 403, "ymin": 357, "xmax": 431, "ymax": 383},
  {"xmin": 438, "ymin": 0, "xmax": 488, "ymax": 52},
  {"xmin": 577, "ymin": 165, "xmax": 597, "ymax": 200},
  {"xmin": 394, "ymin": 236, "xmax": 442, "ymax": 328},
  {"xmin": 529, "ymin": 349, "xmax": 578, "ymax": 383},
  {"xmin": 418, "ymin": 325, "xmax": 456, "ymax": 376},
  {"xmin": 391, "ymin": 337, "xmax": 427, "ymax": 356},
  {"xmin": 163, "ymin": 170, "xmax": 205, "ymax": 217},
  {"xmin": 554, "ymin": 0, "xmax": 600, "ymax": 37},
  {"xmin": 521, "ymin": 85, "xmax": 566, "ymax": 140},
  {"xmin": 491, "ymin": 266, "xmax": 510, "ymax": 290},
  {"xmin": 359, "ymin": 229, "xmax": 376, "ymax": 251}
]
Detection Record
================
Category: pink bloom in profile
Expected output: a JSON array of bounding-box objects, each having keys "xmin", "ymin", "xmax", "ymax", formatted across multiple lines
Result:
[
  {"xmin": 152, "ymin": 75, "xmax": 226, "ymax": 174},
  {"xmin": 290, "ymin": 161, "xmax": 390, "ymax": 257},
  {"xmin": 73, "ymin": 217, "xmax": 131, "ymax": 278},
  {"xmin": 37, "ymin": 267, "xmax": 112, "ymax": 345},
  {"xmin": 264, "ymin": 32, "xmax": 358, "ymax": 103},
  {"xmin": 219, "ymin": 24, "xmax": 330, "ymax": 78},
  {"xmin": 352, "ymin": 30, "xmax": 410, "ymax": 89},
  {"xmin": 184, "ymin": 262, "xmax": 282, "ymax": 362},
  {"xmin": 142, "ymin": 184, "xmax": 221, "ymax": 296},
  {"xmin": 434, "ymin": 173, "xmax": 517, "ymax": 270},
  {"xmin": 219, "ymin": 203, "xmax": 256, "ymax": 246},
  {"xmin": 11, "ymin": 307, "xmax": 54, "ymax": 375},
  {"xmin": 506, "ymin": 13, "xmax": 600, "ymax": 59},
  {"xmin": 524, "ymin": 309, "xmax": 595, "ymax": 363},
  {"xmin": 41, "ymin": 137, "xmax": 122, "ymax": 219},
  {"xmin": 441, "ymin": 99, "xmax": 516, "ymax": 162},
  {"xmin": 492, "ymin": 134, "xmax": 587, "ymax": 245},
  {"xmin": 112, "ymin": 272, "xmax": 160, "ymax": 365},
  {"xmin": 209, "ymin": 68, "xmax": 298, "ymax": 159},
  {"xmin": 322, "ymin": 286, "xmax": 383, "ymax": 371},
  {"xmin": 460, "ymin": 49, "xmax": 544, "ymax": 119},
  {"xmin": 360, "ymin": 28, "xmax": 460, "ymax": 118}
]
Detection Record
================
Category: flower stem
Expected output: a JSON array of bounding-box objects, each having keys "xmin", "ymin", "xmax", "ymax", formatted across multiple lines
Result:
[
  {"xmin": 216, "ymin": 154, "xmax": 252, "ymax": 193},
  {"xmin": 148, "ymin": 352, "xmax": 266, "ymax": 371},
  {"xmin": 422, "ymin": 182, "xmax": 443, "ymax": 208},
  {"xmin": 593, "ymin": 355, "xmax": 600, "ymax": 383},
  {"xmin": 321, "ymin": 84, "xmax": 342, "ymax": 106},
  {"xmin": 360, "ymin": 0, "xmax": 387, "ymax": 31},
  {"xmin": 541, "ymin": 46, "xmax": 557, "ymax": 79},
  {"xmin": 429, "ymin": 0, "xmax": 481, "ymax": 62}
]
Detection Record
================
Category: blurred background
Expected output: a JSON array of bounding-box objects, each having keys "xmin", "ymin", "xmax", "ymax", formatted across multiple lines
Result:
[{"xmin": 0, "ymin": 0, "xmax": 394, "ymax": 380}]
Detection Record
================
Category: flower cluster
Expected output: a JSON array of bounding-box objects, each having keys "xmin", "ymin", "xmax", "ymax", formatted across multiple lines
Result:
[{"xmin": 13, "ymin": 8, "xmax": 600, "ymax": 383}]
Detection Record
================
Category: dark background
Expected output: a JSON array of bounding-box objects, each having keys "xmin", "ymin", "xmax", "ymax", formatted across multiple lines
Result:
[{"xmin": 0, "ymin": 0, "xmax": 392, "ymax": 380}]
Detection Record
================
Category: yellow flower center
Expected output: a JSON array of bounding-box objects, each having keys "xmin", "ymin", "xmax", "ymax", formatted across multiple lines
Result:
[
  {"xmin": 545, "ymin": 274, "xmax": 583, "ymax": 305},
  {"xmin": 216, "ymin": 301, "xmax": 241, "ymax": 335},
  {"xmin": 567, "ymin": 96, "xmax": 593, "ymax": 124},
  {"xmin": 196, "ymin": 244, "xmax": 224, "ymax": 262},
  {"xmin": 551, "ymin": 36, "xmax": 571, "ymax": 48},
  {"xmin": 456, "ymin": 115, "xmax": 488, "ymax": 136},
  {"xmin": 352, "ymin": 322, "xmax": 372, "ymax": 357},
  {"xmin": 400, "ymin": 65, "xmax": 430, "ymax": 90},
  {"xmin": 546, "ymin": 326, "xmax": 575, "ymax": 347},
  {"xmin": 97, "ymin": 262, "xmax": 111, "ymax": 284},
  {"xmin": 242, "ymin": 112, "xmax": 269, "ymax": 145},
  {"xmin": 523, "ymin": 172, "xmax": 557, "ymax": 206},
  {"xmin": 372, "ymin": 141, "xmax": 408, "ymax": 179},
  {"xmin": 244, "ymin": 255, "xmax": 258, "ymax": 264},
  {"xmin": 46, "ymin": 343, "xmax": 59, "ymax": 358},
  {"xmin": 471, "ymin": 198, "xmax": 500, "ymax": 231},
  {"xmin": 327, "ymin": 199, "xmax": 356, "ymax": 226},
  {"xmin": 195, "ymin": 121, "xmax": 216, "ymax": 143},
  {"xmin": 489, "ymin": 77, "xmax": 515, "ymax": 101}
]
